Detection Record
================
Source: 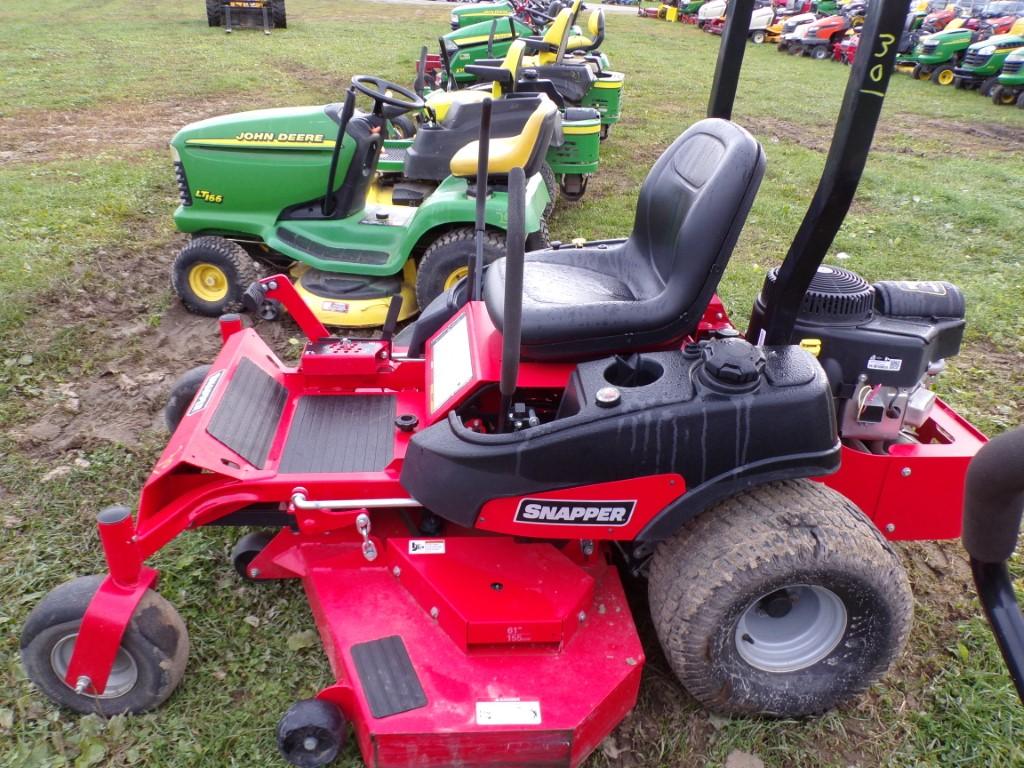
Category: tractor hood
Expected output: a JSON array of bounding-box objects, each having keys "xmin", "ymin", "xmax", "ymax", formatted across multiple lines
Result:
[
  {"xmin": 451, "ymin": 0, "xmax": 514, "ymax": 29},
  {"xmin": 171, "ymin": 105, "xmax": 339, "ymax": 152},
  {"xmin": 966, "ymin": 31, "xmax": 1024, "ymax": 52},
  {"xmin": 923, "ymin": 27, "xmax": 974, "ymax": 45},
  {"xmin": 445, "ymin": 15, "xmax": 534, "ymax": 47}
]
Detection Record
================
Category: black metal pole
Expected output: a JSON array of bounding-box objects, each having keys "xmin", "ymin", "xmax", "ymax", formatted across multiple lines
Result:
[
  {"xmin": 707, "ymin": 0, "xmax": 756, "ymax": 119},
  {"xmin": 468, "ymin": 98, "xmax": 492, "ymax": 303},
  {"xmin": 971, "ymin": 560, "xmax": 1024, "ymax": 703},
  {"xmin": 498, "ymin": 167, "xmax": 527, "ymax": 433},
  {"xmin": 322, "ymin": 88, "xmax": 356, "ymax": 217},
  {"xmin": 753, "ymin": 0, "xmax": 910, "ymax": 345}
]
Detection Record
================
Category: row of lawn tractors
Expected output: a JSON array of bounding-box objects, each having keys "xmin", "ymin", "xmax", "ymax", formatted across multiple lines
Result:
[
  {"xmin": 168, "ymin": 0, "xmax": 624, "ymax": 329},
  {"xmin": 21, "ymin": 0, "xmax": 1024, "ymax": 766},
  {"xmin": 896, "ymin": 0, "xmax": 1024, "ymax": 104}
]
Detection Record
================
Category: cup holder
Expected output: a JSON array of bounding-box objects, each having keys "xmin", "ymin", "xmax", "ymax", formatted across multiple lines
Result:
[{"xmin": 604, "ymin": 355, "xmax": 664, "ymax": 388}]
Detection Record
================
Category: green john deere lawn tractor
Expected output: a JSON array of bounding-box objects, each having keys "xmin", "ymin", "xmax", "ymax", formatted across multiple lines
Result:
[
  {"xmin": 899, "ymin": 26, "xmax": 977, "ymax": 84},
  {"xmin": 990, "ymin": 46, "xmax": 1024, "ymax": 104},
  {"xmin": 440, "ymin": 2, "xmax": 624, "ymax": 138},
  {"xmin": 449, "ymin": 0, "xmax": 517, "ymax": 30},
  {"xmin": 407, "ymin": 39, "xmax": 602, "ymax": 201},
  {"xmin": 169, "ymin": 76, "xmax": 554, "ymax": 327},
  {"xmin": 954, "ymin": 31, "xmax": 1024, "ymax": 93}
]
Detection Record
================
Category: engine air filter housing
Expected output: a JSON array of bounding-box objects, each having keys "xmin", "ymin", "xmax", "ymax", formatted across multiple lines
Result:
[{"xmin": 760, "ymin": 265, "xmax": 874, "ymax": 324}]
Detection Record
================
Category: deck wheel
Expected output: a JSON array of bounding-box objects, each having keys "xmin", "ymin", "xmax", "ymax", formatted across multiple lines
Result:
[
  {"xmin": 231, "ymin": 531, "xmax": 276, "ymax": 580},
  {"xmin": 277, "ymin": 698, "xmax": 348, "ymax": 767},
  {"xmin": 164, "ymin": 364, "xmax": 213, "ymax": 432}
]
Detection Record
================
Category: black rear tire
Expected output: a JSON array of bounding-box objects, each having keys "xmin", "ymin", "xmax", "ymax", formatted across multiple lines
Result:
[
  {"xmin": 810, "ymin": 45, "xmax": 829, "ymax": 60},
  {"xmin": 416, "ymin": 228, "xmax": 505, "ymax": 309},
  {"xmin": 648, "ymin": 479, "xmax": 913, "ymax": 717},
  {"xmin": 1017, "ymin": 90, "xmax": 1024, "ymax": 108},
  {"xmin": 979, "ymin": 75, "xmax": 998, "ymax": 97},
  {"xmin": 164, "ymin": 364, "xmax": 213, "ymax": 432},
  {"xmin": 206, "ymin": 0, "xmax": 222, "ymax": 26},
  {"xmin": 21, "ymin": 576, "xmax": 189, "ymax": 716},
  {"xmin": 172, "ymin": 236, "xmax": 259, "ymax": 317},
  {"xmin": 272, "ymin": 0, "xmax": 287, "ymax": 29}
]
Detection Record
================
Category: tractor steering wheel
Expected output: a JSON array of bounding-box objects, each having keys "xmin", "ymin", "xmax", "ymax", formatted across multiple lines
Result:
[{"xmin": 351, "ymin": 75, "xmax": 425, "ymax": 114}]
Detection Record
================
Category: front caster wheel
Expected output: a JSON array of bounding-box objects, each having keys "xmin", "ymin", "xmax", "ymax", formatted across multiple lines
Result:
[
  {"xmin": 231, "ymin": 530, "xmax": 276, "ymax": 580},
  {"xmin": 21, "ymin": 575, "xmax": 189, "ymax": 715},
  {"xmin": 164, "ymin": 364, "xmax": 213, "ymax": 431},
  {"xmin": 277, "ymin": 698, "xmax": 348, "ymax": 767},
  {"xmin": 649, "ymin": 479, "xmax": 913, "ymax": 716}
]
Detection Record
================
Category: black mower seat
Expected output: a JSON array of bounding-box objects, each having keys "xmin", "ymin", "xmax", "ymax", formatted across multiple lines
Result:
[{"xmin": 483, "ymin": 118, "xmax": 766, "ymax": 360}]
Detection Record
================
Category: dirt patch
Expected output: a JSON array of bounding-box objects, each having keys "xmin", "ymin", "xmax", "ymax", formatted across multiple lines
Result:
[
  {"xmin": 744, "ymin": 115, "xmax": 832, "ymax": 154},
  {"xmin": 6, "ymin": 227, "xmax": 297, "ymax": 462},
  {"xmin": 0, "ymin": 95, "xmax": 251, "ymax": 165},
  {"xmin": 882, "ymin": 114, "xmax": 1024, "ymax": 159}
]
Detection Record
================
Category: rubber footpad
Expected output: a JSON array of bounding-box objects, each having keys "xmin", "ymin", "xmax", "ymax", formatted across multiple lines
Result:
[
  {"xmin": 279, "ymin": 395, "xmax": 395, "ymax": 474},
  {"xmin": 351, "ymin": 635, "xmax": 427, "ymax": 718},
  {"xmin": 206, "ymin": 358, "xmax": 286, "ymax": 468}
]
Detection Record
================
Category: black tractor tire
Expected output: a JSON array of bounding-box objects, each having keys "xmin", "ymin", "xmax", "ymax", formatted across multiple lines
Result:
[
  {"xmin": 172, "ymin": 236, "xmax": 259, "ymax": 317},
  {"xmin": 206, "ymin": 0, "xmax": 222, "ymax": 26},
  {"xmin": 389, "ymin": 114, "xmax": 417, "ymax": 139},
  {"xmin": 990, "ymin": 84, "xmax": 1014, "ymax": 105},
  {"xmin": 21, "ymin": 575, "xmax": 189, "ymax": 716},
  {"xmin": 539, "ymin": 161, "xmax": 558, "ymax": 218},
  {"xmin": 416, "ymin": 228, "xmax": 506, "ymax": 308},
  {"xmin": 231, "ymin": 531, "xmax": 276, "ymax": 580},
  {"xmin": 164, "ymin": 364, "xmax": 213, "ymax": 432},
  {"xmin": 648, "ymin": 479, "xmax": 913, "ymax": 717},
  {"xmin": 979, "ymin": 76, "xmax": 999, "ymax": 97},
  {"xmin": 931, "ymin": 63, "xmax": 955, "ymax": 86},
  {"xmin": 751, "ymin": 30, "xmax": 766, "ymax": 44},
  {"xmin": 777, "ymin": 41, "xmax": 789, "ymax": 52},
  {"xmin": 525, "ymin": 216, "xmax": 550, "ymax": 252},
  {"xmin": 1017, "ymin": 90, "xmax": 1024, "ymax": 108},
  {"xmin": 911, "ymin": 63, "xmax": 930, "ymax": 80},
  {"xmin": 953, "ymin": 75, "xmax": 967, "ymax": 89},
  {"xmin": 788, "ymin": 44, "xmax": 803, "ymax": 56},
  {"xmin": 272, "ymin": 0, "xmax": 287, "ymax": 28},
  {"xmin": 810, "ymin": 44, "xmax": 830, "ymax": 60}
]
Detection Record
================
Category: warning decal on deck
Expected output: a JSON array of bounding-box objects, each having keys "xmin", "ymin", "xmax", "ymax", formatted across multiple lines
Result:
[
  {"xmin": 475, "ymin": 699, "xmax": 542, "ymax": 726},
  {"xmin": 408, "ymin": 539, "xmax": 445, "ymax": 555}
]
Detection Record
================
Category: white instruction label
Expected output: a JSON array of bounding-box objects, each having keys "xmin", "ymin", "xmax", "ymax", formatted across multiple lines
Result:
[
  {"xmin": 866, "ymin": 356, "xmax": 902, "ymax": 372},
  {"xmin": 187, "ymin": 369, "xmax": 223, "ymax": 416},
  {"xmin": 429, "ymin": 313, "xmax": 473, "ymax": 412},
  {"xmin": 408, "ymin": 539, "xmax": 445, "ymax": 555},
  {"xmin": 475, "ymin": 700, "xmax": 542, "ymax": 726}
]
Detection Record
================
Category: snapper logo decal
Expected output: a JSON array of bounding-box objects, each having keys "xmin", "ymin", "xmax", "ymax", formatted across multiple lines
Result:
[{"xmin": 514, "ymin": 499, "xmax": 636, "ymax": 526}]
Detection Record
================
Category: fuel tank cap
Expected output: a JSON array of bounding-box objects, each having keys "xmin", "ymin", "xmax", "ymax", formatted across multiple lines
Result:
[{"xmin": 701, "ymin": 338, "xmax": 766, "ymax": 387}]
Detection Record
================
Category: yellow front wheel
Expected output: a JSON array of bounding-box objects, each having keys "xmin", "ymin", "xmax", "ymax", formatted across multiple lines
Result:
[
  {"xmin": 172, "ymin": 236, "xmax": 259, "ymax": 317},
  {"xmin": 443, "ymin": 266, "xmax": 469, "ymax": 291},
  {"xmin": 932, "ymin": 66, "xmax": 955, "ymax": 86}
]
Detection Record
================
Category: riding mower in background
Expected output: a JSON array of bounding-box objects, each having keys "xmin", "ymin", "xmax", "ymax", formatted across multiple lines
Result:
[
  {"xmin": 206, "ymin": 0, "xmax": 285, "ymax": 34},
  {"xmin": 898, "ymin": 6, "xmax": 929, "ymax": 53},
  {"xmin": 166, "ymin": 76, "xmax": 553, "ymax": 326},
  {"xmin": 953, "ymin": 28, "xmax": 1024, "ymax": 93},
  {"xmin": 449, "ymin": 0, "xmax": 514, "ymax": 30},
  {"xmin": 440, "ymin": 1, "xmax": 624, "ymax": 139},
  {"xmin": 900, "ymin": 25, "xmax": 977, "ymax": 82},
  {"xmin": 990, "ymin": 46, "xmax": 1024, "ymax": 103},
  {"xmin": 798, "ymin": 4, "xmax": 866, "ymax": 60},
  {"xmin": 21, "ymin": 3, "xmax": 991, "ymax": 767},
  {"xmin": 962, "ymin": 428, "xmax": 1024, "ymax": 707},
  {"xmin": 697, "ymin": 0, "xmax": 726, "ymax": 27},
  {"xmin": 771, "ymin": 11, "xmax": 818, "ymax": 47},
  {"xmin": 707, "ymin": 0, "xmax": 776, "ymax": 42},
  {"xmin": 678, "ymin": 0, "xmax": 709, "ymax": 22},
  {"xmin": 397, "ymin": 40, "xmax": 602, "ymax": 202},
  {"xmin": 638, "ymin": 1, "xmax": 662, "ymax": 17},
  {"xmin": 837, "ymin": 26, "xmax": 861, "ymax": 61}
]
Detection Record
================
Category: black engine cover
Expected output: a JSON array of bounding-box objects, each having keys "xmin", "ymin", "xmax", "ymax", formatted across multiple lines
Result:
[{"xmin": 401, "ymin": 341, "xmax": 840, "ymax": 540}]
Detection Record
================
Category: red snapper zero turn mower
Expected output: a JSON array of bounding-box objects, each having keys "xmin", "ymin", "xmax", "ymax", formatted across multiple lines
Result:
[{"xmin": 21, "ymin": 2, "xmax": 989, "ymax": 766}]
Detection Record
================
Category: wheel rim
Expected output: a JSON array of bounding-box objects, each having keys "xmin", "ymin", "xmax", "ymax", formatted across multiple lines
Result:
[
  {"xmin": 51, "ymin": 633, "xmax": 139, "ymax": 698},
  {"xmin": 999, "ymin": 91, "xmax": 1015, "ymax": 104},
  {"xmin": 443, "ymin": 266, "xmax": 469, "ymax": 291},
  {"xmin": 937, "ymin": 69, "xmax": 954, "ymax": 85},
  {"xmin": 188, "ymin": 263, "xmax": 230, "ymax": 302},
  {"xmin": 734, "ymin": 585, "xmax": 847, "ymax": 673}
]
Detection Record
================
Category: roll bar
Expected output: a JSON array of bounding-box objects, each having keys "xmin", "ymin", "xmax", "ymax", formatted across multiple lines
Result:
[
  {"xmin": 707, "ymin": 0, "xmax": 755, "ymax": 120},
  {"xmin": 741, "ymin": 0, "xmax": 911, "ymax": 344},
  {"xmin": 962, "ymin": 426, "xmax": 1024, "ymax": 703}
]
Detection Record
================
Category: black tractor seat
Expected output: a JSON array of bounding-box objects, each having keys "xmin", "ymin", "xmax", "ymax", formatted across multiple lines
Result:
[
  {"xmin": 403, "ymin": 95, "xmax": 561, "ymax": 182},
  {"xmin": 483, "ymin": 118, "xmax": 766, "ymax": 360}
]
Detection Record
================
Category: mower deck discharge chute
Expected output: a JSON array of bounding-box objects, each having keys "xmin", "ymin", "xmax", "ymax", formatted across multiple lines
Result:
[{"xmin": 22, "ymin": 1, "xmax": 996, "ymax": 767}]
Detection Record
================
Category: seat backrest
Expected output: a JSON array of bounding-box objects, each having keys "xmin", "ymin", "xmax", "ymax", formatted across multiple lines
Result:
[
  {"xmin": 630, "ymin": 118, "xmax": 765, "ymax": 323},
  {"xmin": 538, "ymin": 7, "xmax": 573, "ymax": 63},
  {"xmin": 492, "ymin": 39, "xmax": 527, "ymax": 97}
]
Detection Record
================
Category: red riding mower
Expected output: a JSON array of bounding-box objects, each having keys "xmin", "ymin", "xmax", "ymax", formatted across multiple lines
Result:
[{"xmin": 20, "ymin": 2, "xmax": 990, "ymax": 767}]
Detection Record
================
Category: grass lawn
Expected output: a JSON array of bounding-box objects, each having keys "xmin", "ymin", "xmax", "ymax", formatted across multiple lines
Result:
[{"xmin": 1, "ymin": 1, "xmax": 1023, "ymax": 766}]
